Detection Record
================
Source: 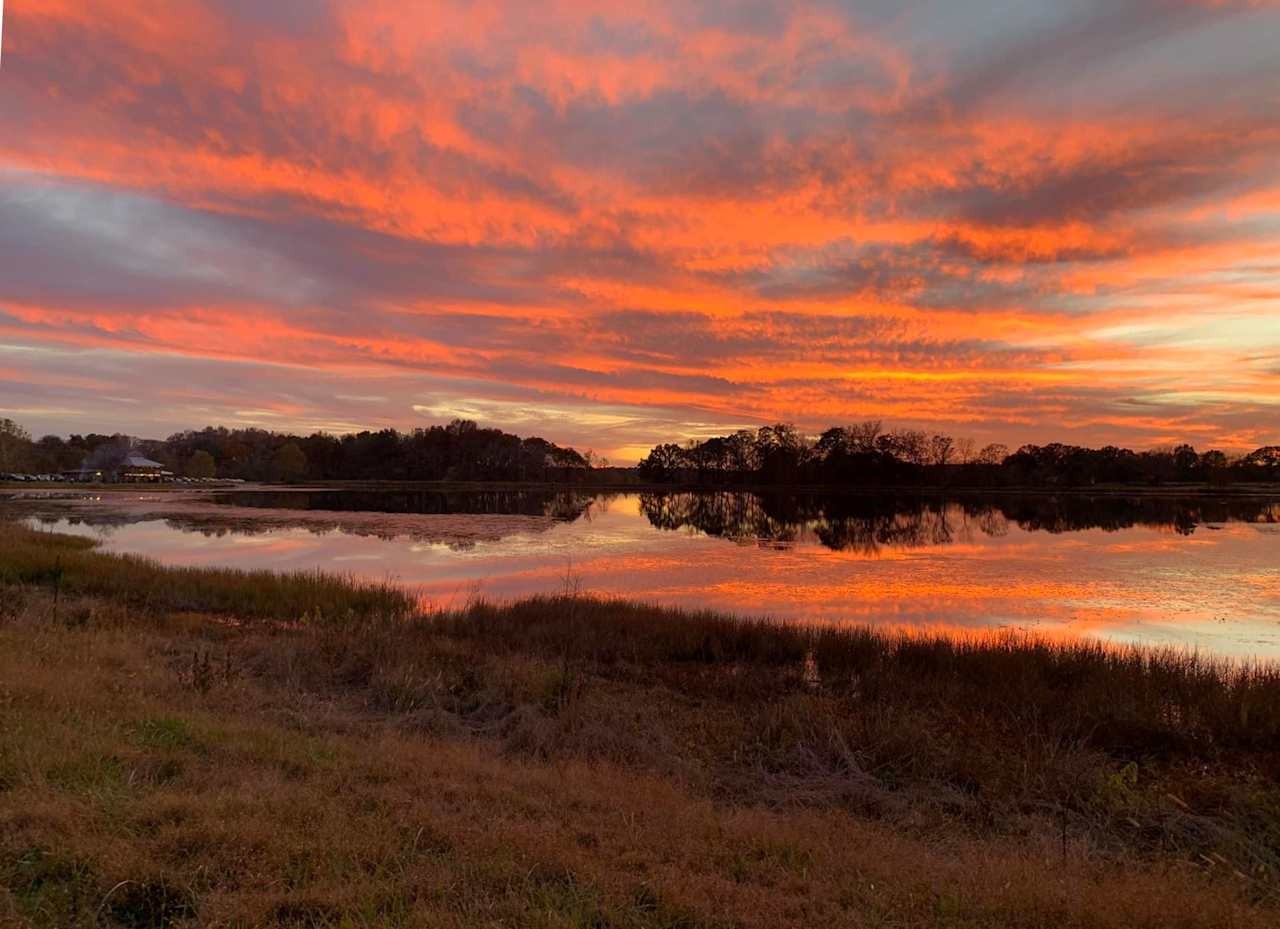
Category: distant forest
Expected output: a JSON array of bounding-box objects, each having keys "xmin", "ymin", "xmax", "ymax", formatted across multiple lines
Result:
[
  {"xmin": 2, "ymin": 416, "xmax": 1279, "ymax": 487},
  {"xmin": 0, "ymin": 418, "xmax": 589, "ymax": 482},
  {"xmin": 638, "ymin": 422, "xmax": 1280, "ymax": 488}
]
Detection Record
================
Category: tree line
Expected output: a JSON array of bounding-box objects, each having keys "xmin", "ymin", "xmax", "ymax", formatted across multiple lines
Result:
[
  {"xmin": 637, "ymin": 422, "xmax": 1280, "ymax": 487},
  {"xmin": 0, "ymin": 418, "xmax": 588, "ymax": 482},
  {"xmin": 4, "ymin": 415, "xmax": 1278, "ymax": 486}
]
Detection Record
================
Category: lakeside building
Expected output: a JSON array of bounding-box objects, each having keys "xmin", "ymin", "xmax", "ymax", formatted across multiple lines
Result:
[
  {"xmin": 63, "ymin": 454, "xmax": 173, "ymax": 483},
  {"xmin": 116, "ymin": 454, "xmax": 170, "ymax": 482}
]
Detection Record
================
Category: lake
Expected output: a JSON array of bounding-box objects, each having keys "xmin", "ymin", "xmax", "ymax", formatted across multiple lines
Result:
[{"xmin": 11, "ymin": 487, "xmax": 1280, "ymax": 658}]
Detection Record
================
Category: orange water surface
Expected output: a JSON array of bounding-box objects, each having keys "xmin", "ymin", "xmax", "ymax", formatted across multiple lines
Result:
[{"xmin": 18, "ymin": 489, "xmax": 1280, "ymax": 659}]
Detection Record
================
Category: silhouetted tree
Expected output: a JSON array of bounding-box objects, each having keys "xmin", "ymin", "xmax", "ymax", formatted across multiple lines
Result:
[
  {"xmin": 977, "ymin": 443, "xmax": 1009, "ymax": 466},
  {"xmin": 634, "ymin": 427, "xmax": 1279, "ymax": 489},
  {"xmin": 927, "ymin": 434, "xmax": 955, "ymax": 467},
  {"xmin": 0, "ymin": 419, "xmax": 31, "ymax": 471},
  {"xmin": 638, "ymin": 443, "xmax": 687, "ymax": 482}
]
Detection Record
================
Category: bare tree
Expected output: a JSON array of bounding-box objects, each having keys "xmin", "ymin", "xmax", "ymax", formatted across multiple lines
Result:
[
  {"xmin": 927, "ymin": 434, "xmax": 955, "ymax": 467},
  {"xmin": 977, "ymin": 443, "xmax": 1010, "ymax": 466},
  {"xmin": 848, "ymin": 420, "xmax": 883, "ymax": 452}
]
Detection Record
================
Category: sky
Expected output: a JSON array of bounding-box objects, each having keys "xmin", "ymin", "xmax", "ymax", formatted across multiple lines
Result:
[{"xmin": 1, "ymin": 1, "xmax": 1278, "ymax": 463}]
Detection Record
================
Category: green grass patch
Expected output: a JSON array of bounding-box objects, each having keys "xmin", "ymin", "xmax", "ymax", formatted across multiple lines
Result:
[
  {"xmin": 45, "ymin": 752, "xmax": 128, "ymax": 795},
  {"xmin": 126, "ymin": 718, "xmax": 203, "ymax": 754},
  {"xmin": 3, "ymin": 847, "xmax": 99, "ymax": 929}
]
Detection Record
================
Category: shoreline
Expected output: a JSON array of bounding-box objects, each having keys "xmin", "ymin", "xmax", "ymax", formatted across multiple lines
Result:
[{"xmin": 5, "ymin": 477, "xmax": 1280, "ymax": 498}]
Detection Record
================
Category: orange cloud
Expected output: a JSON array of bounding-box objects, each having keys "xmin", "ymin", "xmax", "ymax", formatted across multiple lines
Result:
[{"xmin": 1, "ymin": 0, "xmax": 1278, "ymax": 459}]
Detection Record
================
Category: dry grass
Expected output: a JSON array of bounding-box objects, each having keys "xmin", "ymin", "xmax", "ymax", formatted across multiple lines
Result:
[
  {"xmin": 1, "ymin": 523, "xmax": 412, "ymax": 623},
  {"xmin": 2, "ymin": 526, "xmax": 1279, "ymax": 927},
  {"xmin": 288, "ymin": 596, "xmax": 1280, "ymax": 891},
  {"xmin": 435, "ymin": 594, "xmax": 1280, "ymax": 751}
]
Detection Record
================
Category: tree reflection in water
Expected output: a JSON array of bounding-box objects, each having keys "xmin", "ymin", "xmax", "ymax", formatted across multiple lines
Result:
[
  {"xmin": 20, "ymin": 489, "xmax": 1280, "ymax": 554},
  {"xmin": 639, "ymin": 492, "xmax": 1280, "ymax": 554}
]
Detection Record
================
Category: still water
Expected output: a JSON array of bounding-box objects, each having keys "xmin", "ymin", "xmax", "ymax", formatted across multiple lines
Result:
[{"xmin": 16, "ymin": 488, "xmax": 1280, "ymax": 658}]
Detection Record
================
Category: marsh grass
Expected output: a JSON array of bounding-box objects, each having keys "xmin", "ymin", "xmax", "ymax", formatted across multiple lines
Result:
[
  {"xmin": 1, "ymin": 522, "xmax": 413, "ymax": 622},
  {"xmin": 430, "ymin": 593, "xmax": 1280, "ymax": 753},
  {"xmin": 284, "ymin": 593, "xmax": 1280, "ymax": 895},
  {"xmin": 4, "ymin": 524, "xmax": 1280, "ymax": 925}
]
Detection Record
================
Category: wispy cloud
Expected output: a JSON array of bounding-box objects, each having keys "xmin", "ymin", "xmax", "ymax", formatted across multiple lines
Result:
[{"xmin": 1, "ymin": 0, "xmax": 1278, "ymax": 458}]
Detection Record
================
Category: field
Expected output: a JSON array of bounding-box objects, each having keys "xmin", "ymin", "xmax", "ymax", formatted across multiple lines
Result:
[{"xmin": 2, "ymin": 522, "xmax": 1279, "ymax": 927}]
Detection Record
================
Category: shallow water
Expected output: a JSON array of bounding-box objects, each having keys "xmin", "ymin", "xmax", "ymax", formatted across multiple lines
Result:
[{"xmin": 14, "ymin": 488, "xmax": 1280, "ymax": 658}]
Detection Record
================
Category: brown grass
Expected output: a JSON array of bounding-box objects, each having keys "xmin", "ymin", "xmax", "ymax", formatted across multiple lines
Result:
[
  {"xmin": 1, "ymin": 522, "xmax": 413, "ymax": 622},
  {"xmin": 435, "ymin": 593, "xmax": 1280, "ymax": 751},
  {"xmin": 2, "ymin": 526, "xmax": 1278, "ymax": 927}
]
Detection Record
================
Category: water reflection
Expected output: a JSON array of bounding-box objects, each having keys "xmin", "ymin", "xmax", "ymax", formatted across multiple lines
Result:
[
  {"xmin": 212, "ymin": 488, "xmax": 605, "ymax": 520},
  {"xmin": 188, "ymin": 488, "xmax": 1280, "ymax": 553},
  {"xmin": 11, "ymin": 489, "xmax": 1280, "ymax": 658},
  {"xmin": 639, "ymin": 492, "xmax": 1280, "ymax": 553},
  {"xmin": 12, "ymin": 488, "xmax": 616, "ymax": 550}
]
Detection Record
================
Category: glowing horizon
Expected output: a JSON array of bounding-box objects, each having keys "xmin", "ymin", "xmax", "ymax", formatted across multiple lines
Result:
[{"xmin": 2, "ymin": 1, "xmax": 1278, "ymax": 462}]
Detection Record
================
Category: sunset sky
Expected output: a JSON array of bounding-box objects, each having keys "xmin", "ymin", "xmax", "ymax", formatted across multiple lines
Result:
[{"xmin": 1, "ymin": 1, "xmax": 1278, "ymax": 462}]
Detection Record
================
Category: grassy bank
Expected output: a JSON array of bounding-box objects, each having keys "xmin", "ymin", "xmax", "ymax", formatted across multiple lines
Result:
[
  {"xmin": 2, "ymin": 525, "xmax": 1279, "ymax": 927},
  {"xmin": 1, "ymin": 524, "xmax": 412, "ymax": 622}
]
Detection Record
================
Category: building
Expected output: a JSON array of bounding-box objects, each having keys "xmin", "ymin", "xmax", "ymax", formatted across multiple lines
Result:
[
  {"xmin": 64, "ymin": 453, "xmax": 172, "ymax": 483},
  {"xmin": 115, "ymin": 454, "xmax": 171, "ymax": 482}
]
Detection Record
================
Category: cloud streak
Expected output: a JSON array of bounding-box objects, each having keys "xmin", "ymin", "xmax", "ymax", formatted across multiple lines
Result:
[{"xmin": 1, "ymin": 0, "xmax": 1278, "ymax": 459}]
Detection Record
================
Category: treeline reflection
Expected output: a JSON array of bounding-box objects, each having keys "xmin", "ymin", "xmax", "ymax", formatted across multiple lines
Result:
[
  {"xmin": 28, "ymin": 490, "xmax": 613, "ymax": 551},
  {"xmin": 639, "ymin": 493, "xmax": 1280, "ymax": 553},
  {"xmin": 212, "ymin": 489, "xmax": 606, "ymax": 520},
  {"xmin": 23, "ymin": 491, "xmax": 1280, "ymax": 553}
]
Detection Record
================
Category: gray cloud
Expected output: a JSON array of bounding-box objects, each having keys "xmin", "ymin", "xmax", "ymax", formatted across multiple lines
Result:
[{"xmin": 3, "ymin": 1, "xmax": 1279, "ymax": 456}]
